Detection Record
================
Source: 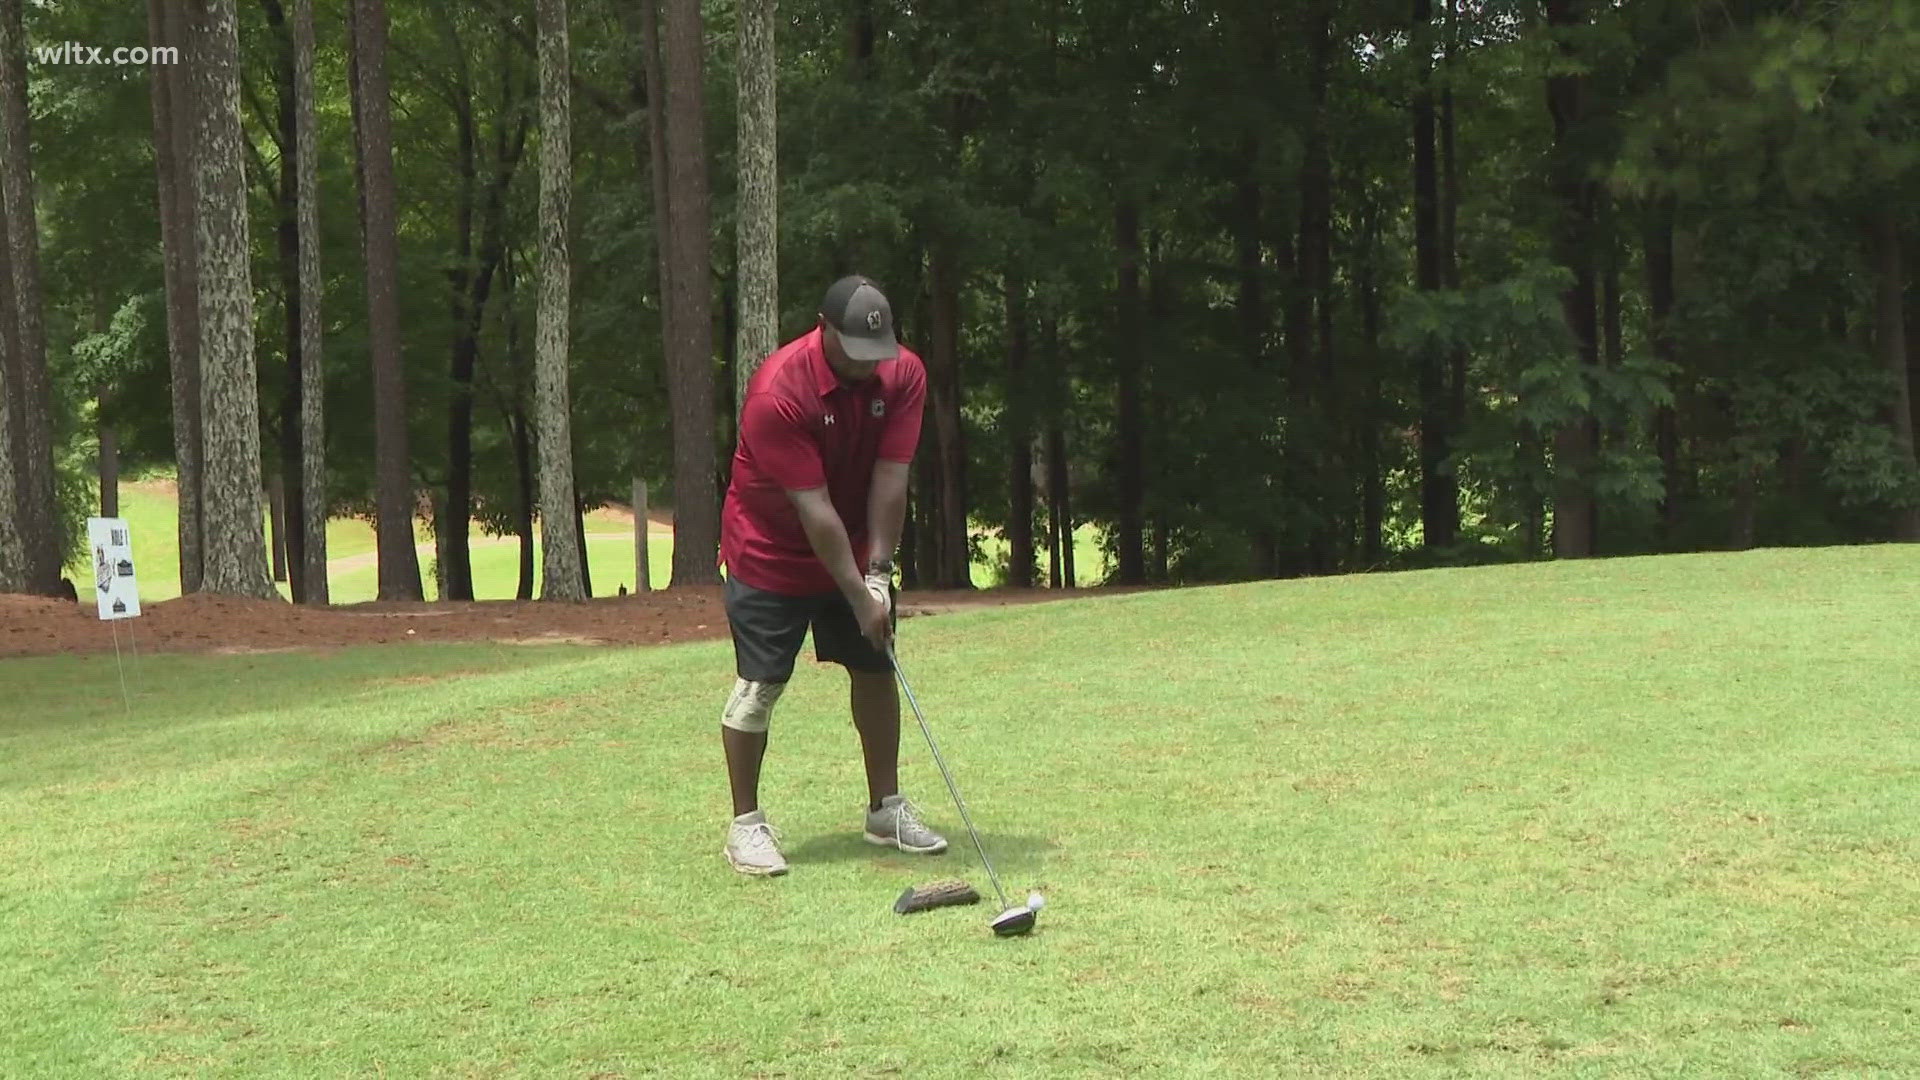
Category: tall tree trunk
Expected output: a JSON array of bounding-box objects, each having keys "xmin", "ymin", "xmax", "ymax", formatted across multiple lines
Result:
[
  {"xmin": 1052, "ymin": 468, "xmax": 1067, "ymax": 588},
  {"xmin": 1151, "ymin": 516, "xmax": 1168, "ymax": 582},
  {"xmin": 734, "ymin": 0, "xmax": 778, "ymax": 406},
  {"xmin": 1546, "ymin": 0, "xmax": 1600, "ymax": 559},
  {"xmin": 1439, "ymin": 0, "xmax": 1469, "ymax": 549},
  {"xmin": 1600, "ymin": 205, "xmax": 1624, "ymax": 544},
  {"xmin": 1647, "ymin": 204, "xmax": 1682, "ymax": 547},
  {"xmin": 632, "ymin": 476, "xmax": 650, "ymax": 591},
  {"xmin": 0, "ymin": 170, "xmax": 19, "ymax": 481},
  {"xmin": 575, "ymin": 493, "xmax": 593, "ymax": 596},
  {"xmin": 441, "ymin": 23, "xmax": 478, "ymax": 602},
  {"xmin": 1004, "ymin": 271, "xmax": 1035, "ymax": 588},
  {"xmin": 503, "ymin": 253, "xmax": 536, "ymax": 600},
  {"xmin": 513, "ymin": 412, "xmax": 535, "ymax": 599},
  {"xmin": 1523, "ymin": 428, "xmax": 1548, "ymax": 557},
  {"xmin": 1729, "ymin": 462, "xmax": 1758, "ymax": 550},
  {"xmin": 1440, "ymin": 5, "xmax": 1459, "ymax": 297},
  {"xmin": 838, "ymin": 0, "xmax": 880, "ymax": 265},
  {"xmin": 262, "ymin": 0, "xmax": 308, "ymax": 600},
  {"xmin": 1044, "ymin": 314, "xmax": 1073, "ymax": 589},
  {"xmin": 630, "ymin": 0, "xmax": 675, "ymax": 430},
  {"xmin": 447, "ymin": 45, "xmax": 527, "ymax": 602},
  {"xmin": 151, "ymin": 0, "xmax": 205, "ymax": 594},
  {"xmin": 349, "ymin": 0, "xmax": 424, "ymax": 600},
  {"xmin": 1358, "ymin": 198, "xmax": 1385, "ymax": 566},
  {"xmin": 0, "ymin": 313, "xmax": 19, "ymax": 590},
  {"xmin": 536, "ymin": 0, "xmax": 585, "ymax": 600},
  {"xmin": 720, "ymin": 230, "xmax": 738, "ymax": 450},
  {"xmin": 1235, "ymin": 137, "xmax": 1264, "ymax": 367},
  {"xmin": 900, "ymin": 487, "xmax": 920, "ymax": 589},
  {"xmin": 1874, "ymin": 209, "xmax": 1920, "ymax": 541},
  {"xmin": 1113, "ymin": 197, "xmax": 1146, "ymax": 585},
  {"xmin": 1301, "ymin": 0, "xmax": 1337, "ymax": 571},
  {"xmin": 1412, "ymin": 0, "xmax": 1457, "ymax": 552},
  {"xmin": 1907, "ymin": 235, "xmax": 1917, "ymax": 459},
  {"xmin": 98, "ymin": 408, "xmax": 120, "ymax": 518},
  {"xmin": 910, "ymin": 457, "xmax": 935, "ymax": 585},
  {"xmin": 1907, "ymin": 234, "xmax": 1918, "ymax": 458},
  {"xmin": 926, "ymin": 240, "xmax": 971, "ymax": 588},
  {"xmin": 659, "ymin": 0, "xmax": 719, "ymax": 587},
  {"xmin": 267, "ymin": 474, "xmax": 287, "ymax": 582},
  {"xmin": 0, "ymin": 0, "xmax": 62, "ymax": 595},
  {"xmin": 1233, "ymin": 135, "xmax": 1279, "ymax": 577},
  {"xmin": 624, "ymin": 4, "xmax": 667, "ymax": 592},
  {"xmin": 292, "ymin": 0, "xmax": 327, "ymax": 603},
  {"xmin": 1146, "ymin": 233, "xmax": 1171, "ymax": 582},
  {"xmin": 189, "ymin": 0, "xmax": 278, "ymax": 599},
  {"xmin": 1048, "ymin": 423, "xmax": 1073, "ymax": 589},
  {"xmin": 629, "ymin": 0, "xmax": 675, "ymax": 538}
]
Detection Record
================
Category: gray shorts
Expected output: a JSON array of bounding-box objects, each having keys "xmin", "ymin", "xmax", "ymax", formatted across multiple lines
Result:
[{"xmin": 724, "ymin": 574, "xmax": 896, "ymax": 682}]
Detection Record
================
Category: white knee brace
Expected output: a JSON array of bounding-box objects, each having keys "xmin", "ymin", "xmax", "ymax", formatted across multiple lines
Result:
[{"xmin": 720, "ymin": 677, "xmax": 785, "ymax": 733}]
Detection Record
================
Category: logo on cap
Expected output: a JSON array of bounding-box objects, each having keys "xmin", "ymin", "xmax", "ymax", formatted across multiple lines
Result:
[{"xmin": 866, "ymin": 309, "xmax": 884, "ymax": 331}]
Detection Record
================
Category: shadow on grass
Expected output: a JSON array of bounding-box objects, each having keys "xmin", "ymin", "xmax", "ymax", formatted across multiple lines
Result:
[{"xmin": 785, "ymin": 829, "xmax": 1057, "ymax": 873}]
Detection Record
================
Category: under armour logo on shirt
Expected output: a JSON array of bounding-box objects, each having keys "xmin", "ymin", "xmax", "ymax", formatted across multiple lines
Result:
[{"xmin": 824, "ymin": 414, "xmax": 835, "ymax": 426}]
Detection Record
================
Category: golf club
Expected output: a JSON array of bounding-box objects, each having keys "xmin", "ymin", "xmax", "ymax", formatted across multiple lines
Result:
[{"xmin": 886, "ymin": 640, "xmax": 1039, "ymax": 937}]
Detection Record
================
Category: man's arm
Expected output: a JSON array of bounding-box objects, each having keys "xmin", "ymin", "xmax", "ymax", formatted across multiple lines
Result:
[
  {"xmin": 735, "ymin": 391, "xmax": 860, "ymax": 599},
  {"xmin": 785, "ymin": 486, "xmax": 872, "ymax": 606},
  {"xmin": 864, "ymin": 460, "xmax": 911, "ymax": 574},
  {"xmin": 866, "ymin": 353, "xmax": 927, "ymax": 581}
]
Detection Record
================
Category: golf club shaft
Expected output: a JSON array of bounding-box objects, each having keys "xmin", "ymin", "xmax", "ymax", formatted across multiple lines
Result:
[{"xmin": 886, "ymin": 643, "xmax": 1011, "ymax": 910}]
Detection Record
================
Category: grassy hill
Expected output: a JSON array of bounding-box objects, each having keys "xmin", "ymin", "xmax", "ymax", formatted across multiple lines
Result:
[{"xmin": 5, "ymin": 545, "xmax": 1915, "ymax": 1075}]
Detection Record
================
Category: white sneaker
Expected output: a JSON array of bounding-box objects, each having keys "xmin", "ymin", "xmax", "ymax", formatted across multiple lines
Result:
[
  {"xmin": 724, "ymin": 810, "xmax": 789, "ymax": 876},
  {"xmin": 863, "ymin": 794, "xmax": 948, "ymax": 854}
]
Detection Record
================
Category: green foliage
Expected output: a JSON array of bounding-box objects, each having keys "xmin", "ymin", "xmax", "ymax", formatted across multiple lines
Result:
[
  {"xmin": 12, "ymin": 0, "xmax": 1919, "ymax": 590},
  {"xmin": 67, "ymin": 293, "xmax": 153, "ymax": 396},
  {"xmin": 51, "ymin": 438, "xmax": 94, "ymax": 582}
]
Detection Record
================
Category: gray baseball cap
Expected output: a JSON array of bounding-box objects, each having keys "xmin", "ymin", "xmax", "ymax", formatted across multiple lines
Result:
[{"xmin": 820, "ymin": 275, "xmax": 900, "ymax": 362}]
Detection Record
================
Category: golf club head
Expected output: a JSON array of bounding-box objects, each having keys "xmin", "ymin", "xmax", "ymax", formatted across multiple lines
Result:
[{"xmin": 990, "ymin": 904, "xmax": 1037, "ymax": 937}]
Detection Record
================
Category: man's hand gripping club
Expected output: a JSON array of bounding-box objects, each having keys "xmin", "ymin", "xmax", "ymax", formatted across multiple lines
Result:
[{"xmin": 862, "ymin": 565, "xmax": 894, "ymax": 649}]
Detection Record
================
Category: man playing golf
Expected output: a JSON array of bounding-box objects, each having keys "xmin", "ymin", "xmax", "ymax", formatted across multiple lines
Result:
[{"xmin": 716, "ymin": 274, "xmax": 948, "ymax": 876}]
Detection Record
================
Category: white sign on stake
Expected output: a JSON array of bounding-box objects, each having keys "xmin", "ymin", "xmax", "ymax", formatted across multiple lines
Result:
[{"xmin": 86, "ymin": 517, "xmax": 142, "ymax": 621}]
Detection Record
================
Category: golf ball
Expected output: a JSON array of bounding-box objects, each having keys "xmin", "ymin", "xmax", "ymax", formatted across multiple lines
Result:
[{"xmin": 1027, "ymin": 891, "xmax": 1044, "ymax": 911}]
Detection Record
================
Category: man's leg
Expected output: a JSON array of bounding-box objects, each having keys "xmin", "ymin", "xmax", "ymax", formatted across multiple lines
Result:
[
  {"xmin": 720, "ymin": 575, "xmax": 808, "ymax": 875},
  {"xmin": 722, "ymin": 684, "xmax": 780, "ymax": 817},
  {"xmin": 811, "ymin": 587, "xmax": 947, "ymax": 854},
  {"xmin": 848, "ymin": 669, "xmax": 900, "ymax": 813}
]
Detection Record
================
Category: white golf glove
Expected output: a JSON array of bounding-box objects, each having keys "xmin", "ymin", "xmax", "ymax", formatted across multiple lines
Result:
[{"xmin": 864, "ymin": 571, "xmax": 892, "ymax": 614}]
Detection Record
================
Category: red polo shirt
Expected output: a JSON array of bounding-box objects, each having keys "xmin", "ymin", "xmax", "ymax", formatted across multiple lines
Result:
[{"xmin": 719, "ymin": 327, "xmax": 927, "ymax": 595}]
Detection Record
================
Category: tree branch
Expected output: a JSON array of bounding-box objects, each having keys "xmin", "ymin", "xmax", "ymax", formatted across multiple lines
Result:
[
  {"xmin": 471, "ymin": 0, "xmax": 628, "ymax": 118},
  {"xmin": 240, "ymin": 69, "xmax": 283, "ymax": 154}
]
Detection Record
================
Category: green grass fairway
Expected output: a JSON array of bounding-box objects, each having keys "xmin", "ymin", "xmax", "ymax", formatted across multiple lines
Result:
[{"xmin": 5, "ymin": 546, "xmax": 1917, "ymax": 1076}]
